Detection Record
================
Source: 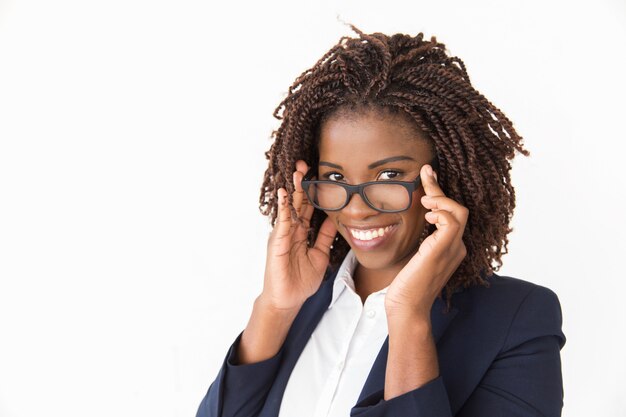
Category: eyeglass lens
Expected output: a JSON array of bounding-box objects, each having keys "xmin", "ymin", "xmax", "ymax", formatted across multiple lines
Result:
[{"xmin": 309, "ymin": 183, "xmax": 410, "ymax": 211}]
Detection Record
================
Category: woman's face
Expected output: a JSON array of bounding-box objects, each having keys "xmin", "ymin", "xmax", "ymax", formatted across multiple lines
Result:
[{"xmin": 317, "ymin": 108, "xmax": 434, "ymax": 272}]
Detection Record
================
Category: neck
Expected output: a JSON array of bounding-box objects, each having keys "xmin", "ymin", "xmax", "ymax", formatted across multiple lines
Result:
[
  {"xmin": 352, "ymin": 262, "xmax": 401, "ymax": 304},
  {"xmin": 351, "ymin": 245, "xmax": 421, "ymax": 304}
]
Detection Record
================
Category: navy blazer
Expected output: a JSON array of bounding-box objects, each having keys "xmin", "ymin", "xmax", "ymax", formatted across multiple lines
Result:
[{"xmin": 196, "ymin": 268, "xmax": 566, "ymax": 417}]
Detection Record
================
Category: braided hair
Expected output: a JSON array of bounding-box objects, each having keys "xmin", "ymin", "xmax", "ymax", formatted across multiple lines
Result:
[{"xmin": 258, "ymin": 24, "xmax": 529, "ymax": 306}]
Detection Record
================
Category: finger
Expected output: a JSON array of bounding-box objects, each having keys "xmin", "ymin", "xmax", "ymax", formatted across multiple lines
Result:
[
  {"xmin": 313, "ymin": 216, "xmax": 338, "ymax": 256},
  {"xmin": 300, "ymin": 193, "xmax": 314, "ymax": 223},
  {"xmin": 293, "ymin": 170, "xmax": 308, "ymax": 217},
  {"xmin": 292, "ymin": 200, "xmax": 315, "ymax": 242},
  {"xmin": 274, "ymin": 188, "xmax": 293, "ymax": 239},
  {"xmin": 424, "ymin": 209, "xmax": 463, "ymax": 248},
  {"xmin": 420, "ymin": 164, "xmax": 445, "ymax": 198},
  {"xmin": 295, "ymin": 159, "xmax": 309, "ymax": 174},
  {"xmin": 292, "ymin": 160, "xmax": 309, "ymax": 217},
  {"xmin": 421, "ymin": 195, "xmax": 469, "ymax": 224}
]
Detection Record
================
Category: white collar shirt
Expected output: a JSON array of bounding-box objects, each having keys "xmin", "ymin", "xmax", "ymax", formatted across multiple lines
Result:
[{"xmin": 278, "ymin": 250, "xmax": 390, "ymax": 417}]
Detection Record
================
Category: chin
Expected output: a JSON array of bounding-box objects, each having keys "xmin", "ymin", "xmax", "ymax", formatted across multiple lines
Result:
[{"xmin": 350, "ymin": 247, "xmax": 399, "ymax": 270}]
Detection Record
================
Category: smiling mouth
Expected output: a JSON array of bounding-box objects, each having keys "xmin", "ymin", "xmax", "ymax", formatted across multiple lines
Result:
[
  {"xmin": 347, "ymin": 225, "xmax": 395, "ymax": 241},
  {"xmin": 342, "ymin": 223, "xmax": 399, "ymax": 251}
]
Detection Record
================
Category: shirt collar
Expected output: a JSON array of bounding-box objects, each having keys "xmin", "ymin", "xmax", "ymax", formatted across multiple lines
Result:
[{"xmin": 328, "ymin": 250, "xmax": 389, "ymax": 309}]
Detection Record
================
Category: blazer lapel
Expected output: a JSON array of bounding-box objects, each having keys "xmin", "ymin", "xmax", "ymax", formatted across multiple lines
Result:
[
  {"xmin": 356, "ymin": 296, "xmax": 459, "ymax": 404},
  {"xmin": 261, "ymin": 268, "xmax": 459, "ymax": 416},
  {"xmin": 262, "ymin": 272, "xmax": 337, "ymax": 416}
]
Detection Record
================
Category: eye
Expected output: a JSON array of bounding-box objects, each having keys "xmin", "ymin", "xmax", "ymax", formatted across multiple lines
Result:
[
  {"xmin": 378, "ymin": 170, "xmax": 402, "ymax": 180},
  {"xmin": 322, "ymin": 172, "xmax": 344, "ymax": 182}
]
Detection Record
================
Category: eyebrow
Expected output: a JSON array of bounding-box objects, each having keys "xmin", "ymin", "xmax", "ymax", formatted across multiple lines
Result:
[{"xmin": 318, "ymin": 155, "xmax": 417, "ymax": 170}]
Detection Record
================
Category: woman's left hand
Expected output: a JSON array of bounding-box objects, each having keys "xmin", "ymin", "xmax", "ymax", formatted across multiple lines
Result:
[{"xmin": 384, "ymin": 163, "xmax": 469, "ymax": 320}]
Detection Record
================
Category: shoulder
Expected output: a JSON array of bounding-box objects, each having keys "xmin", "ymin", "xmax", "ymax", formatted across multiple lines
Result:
[
  {"xmin": 451, "ymin": 273, "xmax": 566, "ymax": 349},
  {"xmin": 455, "ymin": 273, "xmax": 562, "ymax": 314}
]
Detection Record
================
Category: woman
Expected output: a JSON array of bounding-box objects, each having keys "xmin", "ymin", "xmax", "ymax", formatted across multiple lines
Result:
[{"xmin": 196, "ymin": 25, "xmax": 565, "ymax": 417}]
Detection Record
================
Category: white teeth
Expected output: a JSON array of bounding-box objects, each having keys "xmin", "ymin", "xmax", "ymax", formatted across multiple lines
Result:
[{"xmin": 349, "ymin": 225, "xmax": 393, "ymax": 241}]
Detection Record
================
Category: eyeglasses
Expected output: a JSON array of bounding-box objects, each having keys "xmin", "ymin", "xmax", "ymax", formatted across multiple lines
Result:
[{"xmin": 301, "ymin": 158, "xmax": 439, "ymax": 213}]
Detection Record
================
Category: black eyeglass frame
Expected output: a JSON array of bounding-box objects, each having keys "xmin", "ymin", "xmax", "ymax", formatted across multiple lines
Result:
[{"xmin": 301, "ymin": 158, "xmax": 439, "ymax": 213}]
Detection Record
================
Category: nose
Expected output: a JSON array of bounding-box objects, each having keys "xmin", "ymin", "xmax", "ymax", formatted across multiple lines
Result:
[{"xmin": 341, "ymin": 191, "xmax": 379, "ymax": 219}]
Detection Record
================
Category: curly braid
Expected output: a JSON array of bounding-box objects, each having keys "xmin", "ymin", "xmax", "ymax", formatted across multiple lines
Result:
[{"xmin": 258, "ymin": 24, "xmax": 529, "ymax": 309}]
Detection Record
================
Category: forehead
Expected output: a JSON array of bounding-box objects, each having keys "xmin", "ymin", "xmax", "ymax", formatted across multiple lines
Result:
[{"xmin": 317, "ymin": 109, "xmax": 432, "ymax": 163}]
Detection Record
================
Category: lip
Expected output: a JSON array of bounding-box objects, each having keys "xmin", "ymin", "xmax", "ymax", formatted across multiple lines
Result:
[{"xmin": 343, "ymin": 223, "xmax": 398, "ymax": 251}]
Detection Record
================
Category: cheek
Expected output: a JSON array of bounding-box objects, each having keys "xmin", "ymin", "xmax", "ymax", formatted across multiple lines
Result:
[
  {"xmin": 324, "ymin": 210, "xmax": 338, "ymax": 221},
  {"xmin": 323, "ymin": 211, "xmax": 342, "ymax": 230},
  {"xmin": 410, "ymin": 189, "xmax": 427, "ymax": 215},
  {"xmin": 325, "ymin": 212, "xmax": 352, "ymax": 242},
  {"xmin": 401, "ymin": 197, "xmax": 428, "ymax": 234}
]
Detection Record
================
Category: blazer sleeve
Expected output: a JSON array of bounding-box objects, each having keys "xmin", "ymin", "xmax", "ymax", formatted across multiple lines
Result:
[
  {"xmin": 349, "ymin": 285, "xmax": 566, "ymax": 417},
  {"xmin": 195, "ymin": 330, "xmax": 285, "ymax": 417}
]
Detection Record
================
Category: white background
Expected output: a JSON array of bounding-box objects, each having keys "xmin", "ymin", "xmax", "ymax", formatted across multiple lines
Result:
[{"xmin": 1, "ymin": 0, "xmax": 624, "ymax": 416}]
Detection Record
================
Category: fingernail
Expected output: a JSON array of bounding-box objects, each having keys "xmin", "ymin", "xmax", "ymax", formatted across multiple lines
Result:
[{"xmin": 426, "ymin": 165, "xmax": 433, "ymax": 177}]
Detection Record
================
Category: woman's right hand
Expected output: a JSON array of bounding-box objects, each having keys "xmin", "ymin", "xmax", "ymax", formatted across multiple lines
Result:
[{"xmin": 260, "ymin": 160, "xmax": 338, "ymax": 312}]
